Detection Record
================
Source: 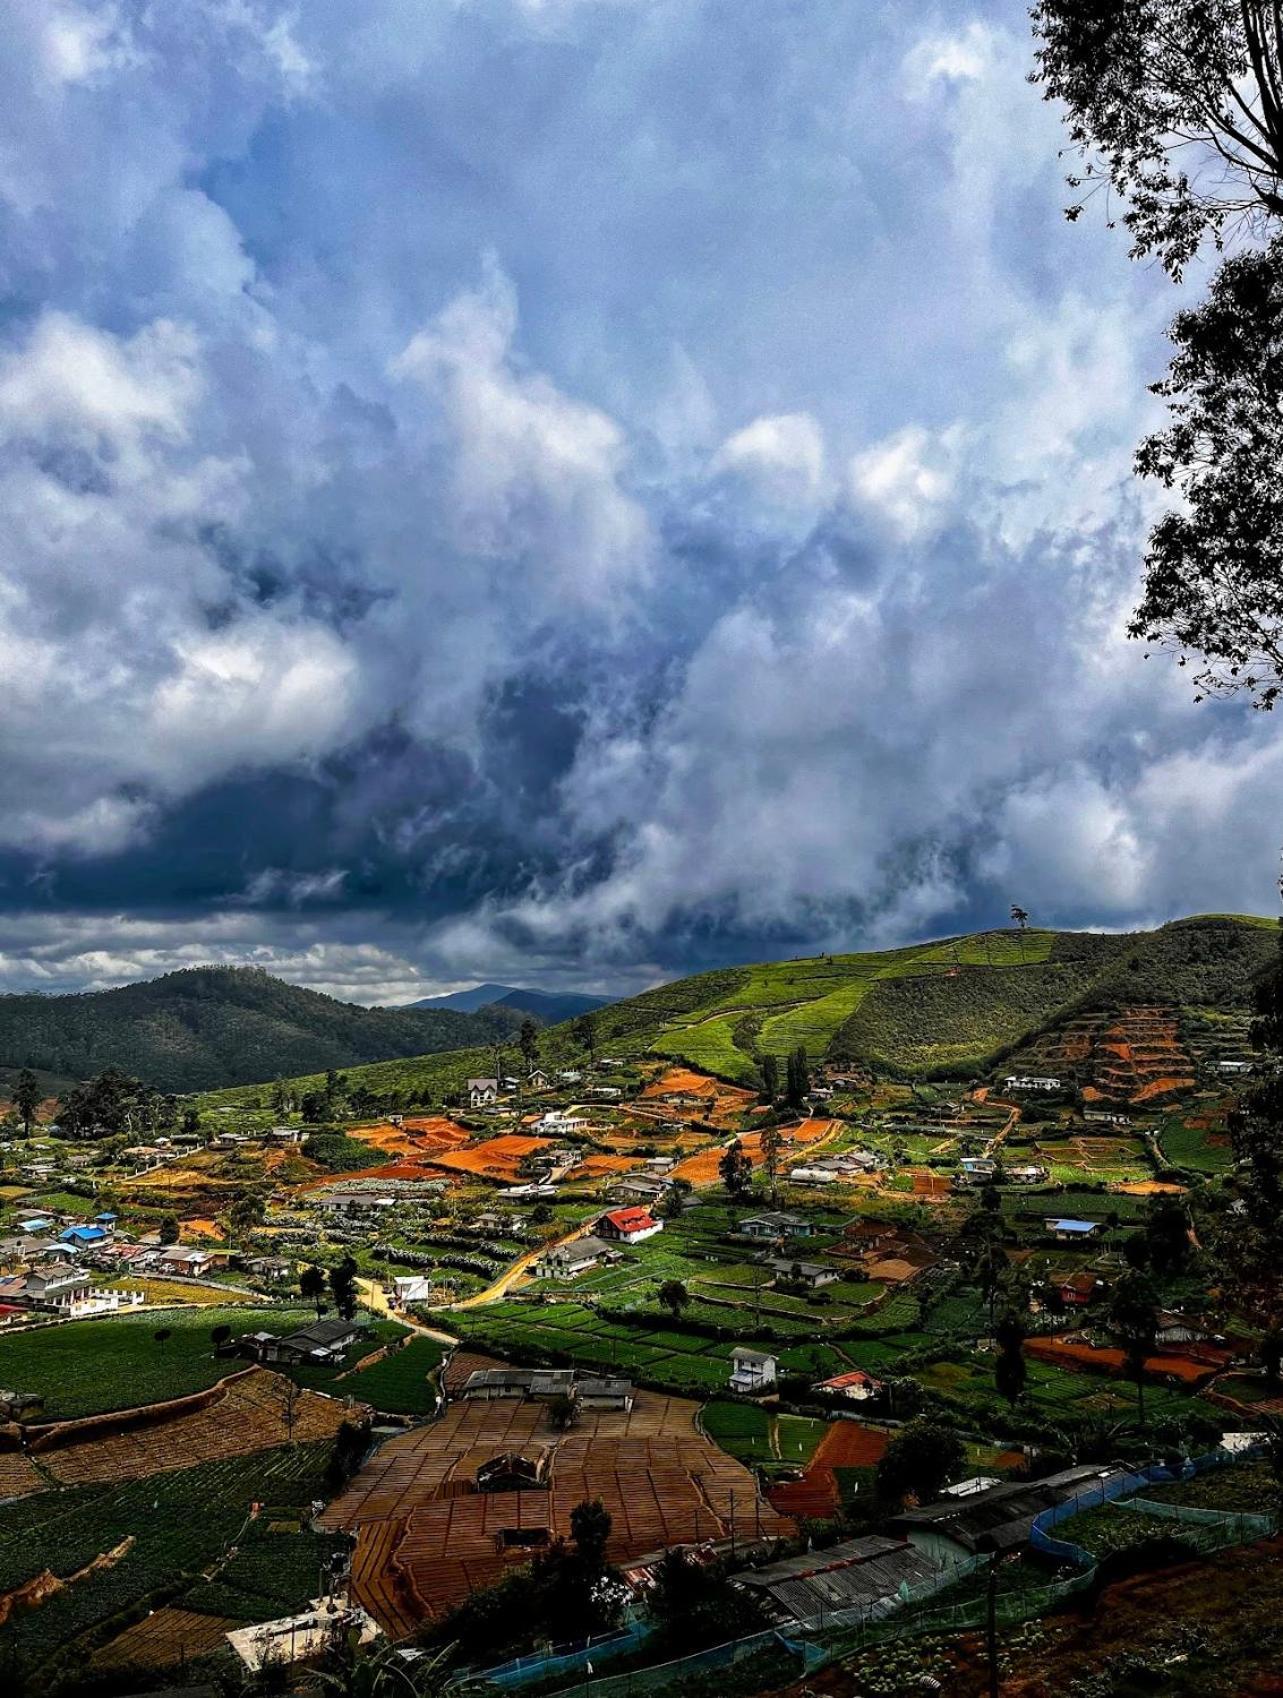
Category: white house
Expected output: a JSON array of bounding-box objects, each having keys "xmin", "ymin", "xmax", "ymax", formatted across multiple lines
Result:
[
  {"xmin": 813, "ymin": 1369, "xmax": 882, "ymax": 1402},
  {"xmin": 392, "ymin": 1275, "xmax": 434, "ymax": 1306},
  {"xmin": 537, "ymin": 1235, "xmax": 613, "ymax": 1279},
  {"xmin": 729, "ymin": 1347, "xmax": 778, "ymax": 1394},
  {"xmin": 467, "ymin": 1077, "xmax": 499, "ymax": 1108},
  {"xmin": 1002, "ymin": 1075, "xmax": 1063, "ymax": 1093},
  {"xmin": 788, "ymin": 1164, "xmax": 840, "ymax": 1185},
  {"xmin": 597, "ymin": 1206, "xmax": 663, "ymax": 1245}
]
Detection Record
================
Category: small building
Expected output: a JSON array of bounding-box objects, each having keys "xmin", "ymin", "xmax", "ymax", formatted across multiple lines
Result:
[
  {"xmin": 527, "ymin": 1068, "xmax": 551, "ymax": 1089},
  {"xmin": 735, "ymin": 1534, "xmax": 936, "ymax": 1625},
  {"xmin": 813, "ymin": 1369, "xmax": 883, "ymax": 1402},
  {"xmin": 739, "ymin": 1211, "xmax": 815, "ymax": 1240},
  {"xmin": 467, "ymin": 1077, "xmax": 499, "ymax": 1109},
  {"xmin": 768, "ymin": 1257, "xmax": 839, "ymax": 1289},
  {"xmin": 576, "ymin": 1375, "xmax": 634, "ymax": 1411},
  {"xmin": 788, "ymin": 1165, "xmax": 840, "ymax": 1185},
  {"xmin": 888, "ymin": 1465, "xmax": 1126, "ymax": 1563},
  {"xmin": 154, "ymin": 1246, "xmax": 216, "ymax": 1277},
  {"xmin": 1006, "ymin": 1163, "xmax": 1049, "ymax": 1186},
  {"xmin": 477, "ymin": 1452, "xmax": 548, "ymax": 1492},
  {"xmin": 536, "ymin": 1235, "xmax": 613, "ymax": 1279},
  {"xmin": 729, "ymin": 1346, "xmax": 778, "ymax": 1394},
  {"xmin": 1083, "ymin": 1109, "xmax": 1132, "ymax": 1126},
  {"xmin": 59, "ymin": 1224, "xmax": 109, "ymax": 1250},
  {"xmin": 1054, "ymin": 1272, "xmax": 1101, "ymax": 1307},
  {"xmin": 250, "ymin": 1317, "xmax": 361, "ymax": 1365},
  {"xmin": 1003, "ymin": 1075, "xmax": 1063, "ymax": 1094},
  {"xmin": 1216, "ymin": 1059, "xmax": 1254, "ymax": 1075},
  {"xmin": 242, "ymin": 1255, "xmax": 292, "ymax": 1284},
  {"xmin": 613, "ymin": 1173, "xmax": 672, "ymax": 1203},
  {"xmin": 597, "ymin": 1206, "xmax": 662, "ymax": 1245},
  {"xmin": 392, "ymin": 1274, "xmax": 434, "ymax": 1306},
  {"xmin": 1045, "ymin": 1218, "xmax": 1101, "ymax": 1242},
  {"xmin": 21, "ymin": 1269, "xmax": 92, "ymax": 1310},
  {"xmin": 460, "ymin": 1366, "xmax": 577, "ymax": 1402}
]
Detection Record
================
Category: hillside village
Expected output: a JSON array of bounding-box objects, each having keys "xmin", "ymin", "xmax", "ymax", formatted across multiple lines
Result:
[{"xmin": 1, "ymin": 918, "xmax": 1282, "ymax": 1697}]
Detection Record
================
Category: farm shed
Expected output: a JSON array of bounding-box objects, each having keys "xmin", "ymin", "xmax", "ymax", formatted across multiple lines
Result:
[
  {"xmin": 1046, "ymin": 1218, "xmax": 1101, "ymax": 1241},
  {"xmin": 888, "ymin": 1464, "xmax": 1126, "ymax": 1563},
  {"xmin": 737, "ymin": 1533, "xmax": 939, "ymax": 1624},
  {"xmin": 767, "ymin": 1258, "xmax": 839, "ymax": 1289}
]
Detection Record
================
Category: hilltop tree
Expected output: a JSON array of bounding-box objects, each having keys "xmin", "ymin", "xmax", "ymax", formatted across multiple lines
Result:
[
  {"xmin": 718, "ymin": 1138, "xmax": 753, "ymax": 1199},
  {"xmin": 1032, "ymin": 5, "xmax": 1283, "ymax": 706},
  {"xmin": 519, "ymin": 1019, "xmax": 540, "ymax": 1074},
  {"xmin": 1109, "ymin": 1269, "xmax": 1161, "ymax": 1428},
  {"xmin": 12, "ymin": 1068, "xmax": 40, "ymax": 1137},
  {"xmin": 759, "ymin": 1053, "xmax": 779, "ymax": 1105},
  {"xmin": 785, "ymin": 1046, "xmax": 809, "ymax": 1110},
  {"xmin": 572, "ymin": 1012, "xmax": 598, "ymax": 1061},
  {"xmin": 1010, "ymin": 904, "xmax": 1029, "ymax": 929}
]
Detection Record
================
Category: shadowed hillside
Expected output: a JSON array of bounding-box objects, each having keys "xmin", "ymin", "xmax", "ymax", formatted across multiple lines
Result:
[{"xmin": 0, "ymin": 967, "xmax": 523, "ymax": 1094}]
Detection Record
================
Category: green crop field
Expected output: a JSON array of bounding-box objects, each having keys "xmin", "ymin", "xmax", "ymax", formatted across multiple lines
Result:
[
  {"xmin": 3, "ymin": 1305, "xmax": 315, "ymax": 1418},
  {"xmin": 1160, "ymin": 1114, "xmax": 1234, "ymax": 1174},
  {"xmin": 343, "ymin": 1335, "xmax": 447, "ymax": 1413},
  {"xmin": 0, "ymin": 1443, "xmax": 334, "ymax": 1680}
]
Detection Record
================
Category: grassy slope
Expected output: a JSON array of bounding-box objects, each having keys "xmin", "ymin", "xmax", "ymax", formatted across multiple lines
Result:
[{"xmin": 198, "ymin": 915, "xmax": 1276, "ymax": 1105}]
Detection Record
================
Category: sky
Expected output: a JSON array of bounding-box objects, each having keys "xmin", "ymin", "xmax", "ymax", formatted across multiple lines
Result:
[{"xmin": 0, "ymin": 0, "xmax": 1280, "ymax": 1006}]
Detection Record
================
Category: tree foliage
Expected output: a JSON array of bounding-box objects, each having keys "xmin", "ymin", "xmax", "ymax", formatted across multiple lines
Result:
[
  {"xmin": 1033, "ymin": 4, "xmax": 1283, "ymax": 705},
  {"xmin": 1031, "ymin": 1, "xmax": 1283, "ymax": 275},
  {"xmin": 875, "ymin": 1417, "xmax": 965, "ymax": 1507}
]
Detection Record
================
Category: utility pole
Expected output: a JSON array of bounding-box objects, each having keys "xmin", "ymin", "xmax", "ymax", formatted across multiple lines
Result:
[
  {"xmin": 729, "ymin": 1488, "xmax": 736, "ymax": 1558},
  {"xmin": 986, "ymin": 1558, "xmax": 1000, "ymax": 1698}
]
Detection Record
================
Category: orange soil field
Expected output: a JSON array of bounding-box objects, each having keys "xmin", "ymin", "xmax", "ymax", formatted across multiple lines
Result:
[
  {"xmin": 424, "ymin": 1134, "xmax": 554, "ymax": 1182},
  {"xmin": 1025, "ymin": 1335, "xmax": 1230, "ymax": 1387},
  {"xmin": 911, "ymin": 1171, "xmax": 953, "ymax": 1196},
  {"xmin": 1113, "ymin": 1180, "xmax": 1187, "ymax": 1196},
  {"xmin": 319, "ymin": 1387, "xmax": 791, "ymax": 1633},
  {"xmin": 352, "ymin": 1117, "xmax": 474, "ymax": 1157},
  {"xmin": 768, "ymin": 1419, "xmax": 891, "ymax": 1519},
  {"xmin": 673, "ymin": 1118, "xmax": 837, "ymax": 1185},
  {"xmin": 180, "ymin": 1217, "xmax": 225, "ymax": 1240},
  {"xmin": 569, "ymin": 1154, "xmax": 639, "ymax": 1178},
  {"xmin": 90, "ymin": 1606, "xmax": 237, "ymax": 1671},
  {"xmin": 28, "ymin": 1368, "xmax": 359, "ymax": 1487}
]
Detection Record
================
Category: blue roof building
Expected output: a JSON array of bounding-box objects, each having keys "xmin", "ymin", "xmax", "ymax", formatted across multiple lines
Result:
[
  {"xmin": 59, "ymin": 1224, "xmax": 108, "ymax": 1246},
  {"xmin": 19, "ymin": 1217, "xmax": 53, "ymax": 1234},
  {"xmin": 1045, "ymin": 1218, "xmax": 1100, "ymax": 1237}
]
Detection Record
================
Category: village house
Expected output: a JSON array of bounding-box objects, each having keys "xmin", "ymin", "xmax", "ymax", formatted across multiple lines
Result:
[
  {"xmin": 788, "ymin": 1163, "xmax": 840, "ymax": 1185},
  {"xmin": 59, "ymin": 1223, "xmax": 110, "ymax": 1251},
  {"xmin": 467, "ymin": 1077, "xmax": 499, "ymax": 1109},
  {"xmin": 154, "ymin": 1245, "xmax": 217, "ymax": 1278},
  {"xmin": 1216, "ymin": 1059, "xmax": 1254, "ymax": 1075},
  {"xmin": 1045, "ymin": 1217, "xmax": 1101, "ymax": 1243},
  {"xmin": 729, "ymin": 1346, "xmax": 778, "ymax": 1394},
  {"xmin": 1083, "ymin": 1108, "xmax": 1132, "ymax": 1126},
  {"xmin": 1051, "ymin": 1271, "xmax": 1102, "ymax": 1307},
  {"xmin": 1002, "ymin": 1075, "xmax": 1063, "ymax": 1093},
  {"xmin": 527, "ymin": 1068, "xmax": 551, "ymax": 1089},
  {"xmin": 1006, "ymin": 1162, "xmax": 1049, "ymax": 1185},
  {"xmin": 738, "ymin": 1210, "xmax": 815, "ymax": 1239},
  {"xmin": 536, "ymin": 1234, "xmax": 614, "ymax": 1279},
  {"xmin": 244, "ymin": 1317, "xmax": 361, "ymax": 1365},
  {"xmin": 612, "ymin": 1172, "xmax": 672, "ymax": 1204},
  {"xmin": 597, "ymin": 1206, "xmax": 662, "ymax": 1245},
  {"xmin": 813, "ymin": 1368, "xmax": 883, "ymax": 1402},
  {"xmin": 767, "ymin": 1256, "xmax": 839, "ymax": 1289},
  {"xmin": 241, "ymin": 1254, "xmax": 292, "ymax": 1284}
]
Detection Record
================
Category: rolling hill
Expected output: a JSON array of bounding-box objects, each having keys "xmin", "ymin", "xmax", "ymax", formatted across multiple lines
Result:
[
  {"xmin": 197, "ymin": 915, "xmax": 1279, "ymax": 1109},
  {"xmin": 0, "ymin": 967, "xmax": 524, "ymax": 1094}
]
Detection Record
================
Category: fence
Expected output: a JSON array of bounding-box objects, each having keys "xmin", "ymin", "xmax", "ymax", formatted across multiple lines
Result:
[{"xmin": 531, "ymin": 1447, "xmax": 1277, "ymax": 1698}]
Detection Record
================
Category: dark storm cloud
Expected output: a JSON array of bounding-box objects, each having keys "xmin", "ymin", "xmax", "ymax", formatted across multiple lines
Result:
[{"xmin": 0, "ymin": 1, "xmax": 1279, "ymax": 1002}]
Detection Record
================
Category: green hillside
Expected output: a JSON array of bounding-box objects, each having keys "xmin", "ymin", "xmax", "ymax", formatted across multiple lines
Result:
[
  {"xmin": 196, "ymin": 915, "xmax": 1278, "ymax": 1107},
  {"xmin": 0, "ymin": 966, "xmax": 523, "ymax": 1094}
]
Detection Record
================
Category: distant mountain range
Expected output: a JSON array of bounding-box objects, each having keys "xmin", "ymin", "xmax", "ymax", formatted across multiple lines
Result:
[
  {"xmin": 409, "ymin": 983, "xmax": 612, "ymax": 1023},
  {"xmin": 0, "ymin": 967, "xmax": 525, "ymax": 1095}
]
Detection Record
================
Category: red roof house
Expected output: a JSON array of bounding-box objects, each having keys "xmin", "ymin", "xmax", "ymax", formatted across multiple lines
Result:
[{"xmin": 597, "ymin": 1206, "xmax": 663, "ymax": 1244}]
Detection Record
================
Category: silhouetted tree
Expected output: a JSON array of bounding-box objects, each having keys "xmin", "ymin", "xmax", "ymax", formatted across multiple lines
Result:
[{"xmin": 12, "ymin": 1069, "xmax": 40, "ymax": 1137}]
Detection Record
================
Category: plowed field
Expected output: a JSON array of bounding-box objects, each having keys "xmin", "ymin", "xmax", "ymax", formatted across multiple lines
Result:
[{"xmin": 319, "ymin": 1386, "xmax": 790, "ymax": 1632}]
